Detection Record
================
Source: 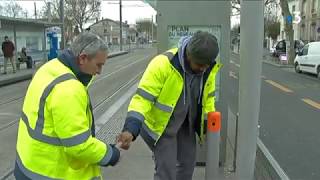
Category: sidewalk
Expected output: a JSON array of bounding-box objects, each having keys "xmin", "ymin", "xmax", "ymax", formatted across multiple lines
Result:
[
  {"xmin": 96, "ymin": 89, "xmax": 235, "ymax": 180},
  {"xmin": 262, "ymin": 55, "xmax": 294, "ymax": 68},
  {"xmin": 231, "ymin": 50, "xmax": 294, "ymax": 68},
  {"xmin": 0, "ymin": 68, "xmax": 34, "ymax": 86},
  {"xmin": 0, "ymin": 51, "xmax": 128, "ymax": 87}
]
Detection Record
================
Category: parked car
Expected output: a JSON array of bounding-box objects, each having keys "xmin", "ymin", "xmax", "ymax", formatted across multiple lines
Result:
[
  {"xmin": 294, "ymin": 41, "xmax": 320, "ymax": 78},
  {"xmin": 272, "ymin": 40, "xmax": 304, "ymax": 57}
]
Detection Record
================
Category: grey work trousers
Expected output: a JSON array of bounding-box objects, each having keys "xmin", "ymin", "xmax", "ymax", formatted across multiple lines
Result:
[{"xmin": 141, "ymin": 123, "xmax": 197, "ymax": 180}]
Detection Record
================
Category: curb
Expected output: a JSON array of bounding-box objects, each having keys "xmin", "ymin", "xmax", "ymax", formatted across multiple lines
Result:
[
  {"xmin": 263, "ymin": 60, "xmax": 294, "ymax": 68},
  {"xmin": 0, "ymin": 72, "xmax": 33, "ymax": 87},
  {"xmin": 231, "ymin": 51, "xmax": 294, "ymax": 68},
  {"xmin": 0, "ymin": 51, "xmax": 129, "ymax": 87}
]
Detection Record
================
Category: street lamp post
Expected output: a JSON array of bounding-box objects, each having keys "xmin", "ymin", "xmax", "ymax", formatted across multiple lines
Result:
[
  {"xmin": 119, "ymin": 0, "xmax": 123, "ymax": 51},
  {"xmin": 60, "ymin": 0, "xmax": 65, "ymax": 50}
]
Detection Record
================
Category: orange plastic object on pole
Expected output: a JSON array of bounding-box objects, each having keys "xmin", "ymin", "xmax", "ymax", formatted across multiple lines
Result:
[{"xmin": 207, "ymin": 111, "xmax": 221, "ymax": 133}]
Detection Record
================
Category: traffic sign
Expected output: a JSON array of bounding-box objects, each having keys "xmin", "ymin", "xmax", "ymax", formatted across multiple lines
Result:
[{"xmin": 287, "ymin": 15, "xmax": 293, "ymax": 24}]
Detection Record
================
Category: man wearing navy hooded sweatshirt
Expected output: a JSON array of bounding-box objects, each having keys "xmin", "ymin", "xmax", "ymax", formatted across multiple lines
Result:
[{"xmin": 117, "ymin": 31, "xmax": 221, "ymax": 180}]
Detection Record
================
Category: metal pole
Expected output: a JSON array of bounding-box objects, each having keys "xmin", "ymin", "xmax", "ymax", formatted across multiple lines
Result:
[
  {"xmin": 48, "ymin": 2, "xmax": 52, "ymax": 23},
  {"xmin": 119, "ymin": 0, "xmax": 123, "ymax": 51},
  {"xmin": 205, "ymin": 112, "xmax": 221, "ymax": 180},
  {"xmin": 34, "ymin": 2, "xmax": 37, "ymax": 19},
  {"xmin": 60, "ymin": 0, "xmax": 65, "ymax": 50},
  {"xmin": 235, "ymin": 0, "xmax": 264, "ymax": 179},
  {"xmin": 42, "ymin": 27, "xmax": 47, "ymax": 63},
  {"xmin": 151, "ymin": 15, "xmax": 153, "ymax": 42},
  {"xmin": 43, "ymin": 27, "xmax": 46, "ymax": 52},
  {"xmin": 233, "ymin": 113, "xmax": 239, "ymax": 172},
  {"xmin": 13, "ymin": 24, "xmax": 17, "ymax": 65}
]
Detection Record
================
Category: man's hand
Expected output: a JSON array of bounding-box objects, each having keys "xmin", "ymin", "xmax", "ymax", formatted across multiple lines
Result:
[{"xmin": 116, "ymin": 131, "xmax": 134, "ymax": 150}]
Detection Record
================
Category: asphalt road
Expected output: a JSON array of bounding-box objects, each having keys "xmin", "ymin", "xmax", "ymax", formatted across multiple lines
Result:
[
  {"xmin": 230, "ymin": 53, "xmax": 320, "ymax": 180},
  {"xmin": 0, "ymin": 47, "xmax": 156, "ymax": 179}
]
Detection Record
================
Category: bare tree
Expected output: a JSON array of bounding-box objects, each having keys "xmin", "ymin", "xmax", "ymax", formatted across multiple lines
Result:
[
  {"xmin": 4, "ymin": 2, "xmax": 23, "ymax": 18},
  {"xmin": 232, "ymin": 0, "xmax": 278, "ymax": 15},
  {"xmin": 40, "ymin": 1, "xmax": 74, "ymax": 44},
  {"xmin": 65, "ymin": 0, "xmax": 101, "ymax": 31},
  {"xmin": 279, "ymin": 0, "xmax": 295, "ymax": 64},
  {"xmin": 22, "ymin": 9, "xmax": 29, "ymax": 19},
  {"xmin": 0, "ymin": 4, "xmax": 3, "ymax": 16},
  {"xmin": 231, "ymin": 0, "xmax": 241, "ymax": 14},
  {"xmin": 265, "ymin": 19, "xmax": 280, "ymax": 41},
  {"xmin": 136, "ymin": 19, "xmax": 156, "ymax": 40},
  {"xmin": 42, "ymin": 0, "xmax": 62, "ymax": 19}
]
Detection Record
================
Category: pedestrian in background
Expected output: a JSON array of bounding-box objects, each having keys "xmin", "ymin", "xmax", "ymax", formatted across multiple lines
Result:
[
  {"xmin": 18, "ymin": 47, "xmax": 33, "ymax": 69},
  {"xmin": 1, "ymin": 36, "xmax": 16, "ymax": 74}
]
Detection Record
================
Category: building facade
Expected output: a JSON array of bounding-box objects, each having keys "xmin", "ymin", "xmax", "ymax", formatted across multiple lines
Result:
[
  {"xmin": 89, "ymin": 18, "xmax": 135, "ymax": 45},
  {"xmin": 280, "ymin": 0, "xmax": 320, "ymax": 43}
]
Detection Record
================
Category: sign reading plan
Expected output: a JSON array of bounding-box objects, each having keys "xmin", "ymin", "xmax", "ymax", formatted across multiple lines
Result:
[{"xmin": 168, "ymin": 25, "xmax": 221, "ymax": 49}]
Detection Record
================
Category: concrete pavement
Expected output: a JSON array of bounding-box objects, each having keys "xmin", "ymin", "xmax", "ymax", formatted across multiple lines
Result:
[{"xmin": 97, "ymin": 86, "xmax": 235, "ymax": 180}]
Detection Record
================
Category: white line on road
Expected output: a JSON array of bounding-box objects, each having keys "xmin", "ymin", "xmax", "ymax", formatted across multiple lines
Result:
[
  {"xmin": 93, "ymin": 55, "xmax": 152, "ymax": 85},
  {"xmin": 0, "ymin": 113, "xmax": 20, "ymax": 117},
  {"xmin": 257, "ymin": 138, "xmax": 290, "ymax": 180},
  {"xmin": 95, "ymin": 83, "xmax": 138, "ymax": 132},
  {"xmin": 229, "ymin": 71, "xmax": 238, "ymax": 79},
  {"xmin": 230, "ymin": 60, "xmax": 240, "ymax": 68}
]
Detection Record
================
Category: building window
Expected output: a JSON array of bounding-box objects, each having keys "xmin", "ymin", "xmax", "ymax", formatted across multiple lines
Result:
[
  {"xmin": 311, "ymin": 23, "xmax": 316, "ymax": 41},
  {"xmin": 292, "ymin": 5, "xmax": 296, "ymax": 12},
  {"xmin": 26, "ymin": 37, "xmax": 39, "ymax": 51},
  {"xmin": 301, "ymin": 25, "xmax": 305, "ymax": 41},
  {"xmin": 311, "ymin": 0, "xmax": 317, "ymax": 13},
  {"xmin": 302, "ymin": 0, "xmax": 307, "ymax": 15}
]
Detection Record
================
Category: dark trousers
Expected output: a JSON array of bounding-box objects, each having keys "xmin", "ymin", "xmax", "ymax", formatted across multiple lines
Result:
[{"xmin": 18, "ymin": 56, "xmax": 32, "ymax": 69}]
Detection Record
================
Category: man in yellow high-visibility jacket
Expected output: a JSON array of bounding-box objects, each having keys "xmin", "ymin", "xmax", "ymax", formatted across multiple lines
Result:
[
  {"xmin": 14, "ymin": 32, "xmax": 120, "ymax": 180},
  {"xmin": 117, "ymin": 31, "xmax": 221, "ymax": 180}
]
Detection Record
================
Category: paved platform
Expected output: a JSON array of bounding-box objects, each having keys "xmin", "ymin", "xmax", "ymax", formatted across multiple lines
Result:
[{"xmin": 0, "ymin": 51, "xmax": 128, "ymax": 87}]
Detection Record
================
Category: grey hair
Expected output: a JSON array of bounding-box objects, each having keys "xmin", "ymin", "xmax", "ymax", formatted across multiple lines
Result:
[{"xmin": 70, "ymin": 32, "xmax": 108, "ymax": 59}]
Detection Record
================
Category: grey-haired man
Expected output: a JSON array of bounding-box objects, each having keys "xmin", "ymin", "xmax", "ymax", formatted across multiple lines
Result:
[{"xmin": 14, "ymin": 32, "xmax": 121, "ymax": 180}]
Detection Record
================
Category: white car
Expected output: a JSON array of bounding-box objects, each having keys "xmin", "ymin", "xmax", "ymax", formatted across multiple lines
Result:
[{"xmin": 294, "ymin": 42, "xmax": 320, "ymax": 78}]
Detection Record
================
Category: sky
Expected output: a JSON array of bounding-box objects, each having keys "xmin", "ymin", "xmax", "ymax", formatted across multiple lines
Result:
[
  {"xmin": 0, "ymin": 0, "xmax": 157, "ymax": 26},
  {"xmin": 0, "ymin": 0, "xmax": 240, "ymax": 28}
]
